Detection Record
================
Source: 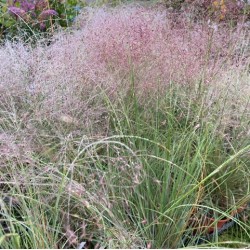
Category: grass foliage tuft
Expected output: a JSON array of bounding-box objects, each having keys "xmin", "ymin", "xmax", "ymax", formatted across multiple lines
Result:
[{"xmin": 0, "ymin": 2, "xmax": 250, "ymax": 248}]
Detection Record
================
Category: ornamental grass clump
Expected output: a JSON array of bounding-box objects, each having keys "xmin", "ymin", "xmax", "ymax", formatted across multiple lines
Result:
[
  {"xmin": 0, "ymin": 4, "xmax": 249, "ymax": 145},
  {"xmin": 0, "ymin": 3, "xmax": 250, "ymax": 248}
]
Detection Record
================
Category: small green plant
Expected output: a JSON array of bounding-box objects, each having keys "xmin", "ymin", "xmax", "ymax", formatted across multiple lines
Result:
[
  {"xmin": 1, "ymin": 0, "xmax": 58, "ymax": 40},
  {"xmin": 0, "ymin": 0, "xmax": 86, "ymax": 41},
  {"xmin": 48, "ymin": 0, "xmax": 85, "ymax": 27}
]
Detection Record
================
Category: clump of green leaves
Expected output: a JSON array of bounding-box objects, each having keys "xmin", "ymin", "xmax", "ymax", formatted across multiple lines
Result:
[
  {"xmin": 48, "ymin": 0, "xmax": 86, "ymax": 27},
  {"xmin": 0, "ymin": 0, "xmax": 86, "ymax": 42},
  {"xmin": 8, "ymin": 0, "xmax": 58, "ymax": 30}
]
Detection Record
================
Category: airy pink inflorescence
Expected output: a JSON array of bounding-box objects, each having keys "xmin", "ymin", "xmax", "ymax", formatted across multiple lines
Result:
[
  {"xmin": 0, "ymin": 4, "xmax": 248, "ymax": 118},
  {"xmin": 81, "ymin": 5, "xmax": 234, "ymax": 89}
]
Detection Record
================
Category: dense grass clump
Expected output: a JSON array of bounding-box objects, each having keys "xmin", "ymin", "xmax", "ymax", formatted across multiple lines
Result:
[{"xmin": 0, "ymin": 2, "xmax": 250, "ymax": 248}]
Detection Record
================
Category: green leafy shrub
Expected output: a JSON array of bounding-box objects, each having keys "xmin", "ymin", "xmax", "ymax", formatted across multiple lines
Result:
[
  {"xmin": 0, "ymin": 0, "xmax": 86, "ymax": 42},
  {"xmin": 48, "ymin": 0, "xmax": 85, "ymax": 27}
]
